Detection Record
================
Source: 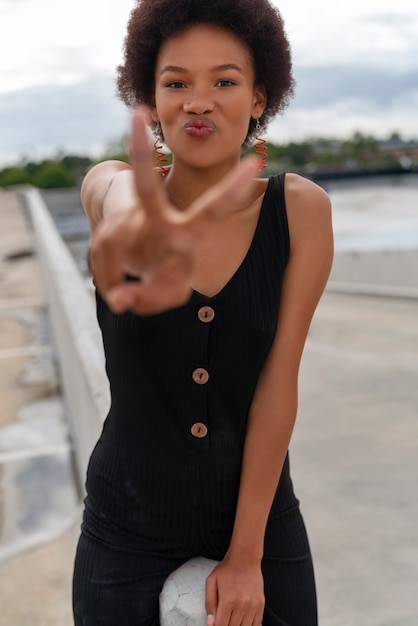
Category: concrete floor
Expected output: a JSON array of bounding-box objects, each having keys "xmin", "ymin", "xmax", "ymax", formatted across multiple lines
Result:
[{"xmin": 293, "ymin": 292, "xmax": 418, "ymax": 625}]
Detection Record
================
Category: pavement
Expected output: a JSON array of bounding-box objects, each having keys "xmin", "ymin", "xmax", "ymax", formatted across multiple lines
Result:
[
  {"xmin": 0, "ymin": 188, "xmax": 417, "ymax": 625},
  {"xmin": 294, "ymin": 292, "xmax": 418, "ymax": 625}
]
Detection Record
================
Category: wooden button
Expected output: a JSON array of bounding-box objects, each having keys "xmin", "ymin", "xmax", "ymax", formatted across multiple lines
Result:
[
  {"xmin": 198, "ymin": 306, "xmax": 215, "ymax": 323},
  {"xmin": 191, "ymin": 422, "xmax": 208, "ymax": 438},
  {"xmin": 192, "ymin": 368, "xmax": 209, "ymax": 385}
]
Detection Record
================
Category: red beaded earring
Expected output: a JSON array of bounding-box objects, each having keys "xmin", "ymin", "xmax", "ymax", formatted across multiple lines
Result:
[
  {"xmin": 253, "ymin": 119, "xmax": 268, "ymax": 172},
  {"xmin": 153, "ymin": 122, "xmax": 169, "ymax": 176}
]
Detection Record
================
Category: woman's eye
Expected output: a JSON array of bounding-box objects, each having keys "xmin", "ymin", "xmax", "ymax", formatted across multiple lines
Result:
[
  {"xmin": 217, "ymin": 80, "xmax": 235, "ymax": 87},
  {"xmin": 166, "ymin": 81, "xmax": 186, "ymax": 89}
]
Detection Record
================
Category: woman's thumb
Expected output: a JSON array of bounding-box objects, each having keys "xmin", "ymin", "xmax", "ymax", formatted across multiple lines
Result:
[{"xmin": 205, "ymin": 575, "xmax": 217, "ymax": 626}]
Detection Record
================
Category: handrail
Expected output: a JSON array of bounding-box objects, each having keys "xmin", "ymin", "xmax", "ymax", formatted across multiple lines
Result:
[{"xmin": 21, "ymin": 187, "xmax": 109, "ymax": 489}]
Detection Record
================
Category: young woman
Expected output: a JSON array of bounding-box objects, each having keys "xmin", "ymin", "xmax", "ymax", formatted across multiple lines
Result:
[{"xmin": 72, "ymin": 1, "xmax": 333, "ymax": 624}]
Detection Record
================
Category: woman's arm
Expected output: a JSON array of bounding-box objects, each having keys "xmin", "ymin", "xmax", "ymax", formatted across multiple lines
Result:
[
  {"xmin": 205, "ymin": 173, "xmax": 334, "ymax": 626},
  {"xmin": 80, "ymin": 160, "xmax": 133, "ymax": 232}
]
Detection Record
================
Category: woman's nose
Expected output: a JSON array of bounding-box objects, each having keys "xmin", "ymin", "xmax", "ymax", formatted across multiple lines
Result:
[{"xmin": 183, "ymin": 90, "xmax": 214, "ymax": 115}]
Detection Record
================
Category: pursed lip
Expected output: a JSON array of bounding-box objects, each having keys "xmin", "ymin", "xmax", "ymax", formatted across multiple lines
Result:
[{"xmin": 184, "ymin": 117, "xmax": 216, "ymax": 138}]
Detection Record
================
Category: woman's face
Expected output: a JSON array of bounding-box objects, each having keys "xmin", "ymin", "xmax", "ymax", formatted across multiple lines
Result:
[{"xmin": 151, "ymin": 23, "xmax": 266, "ymax": 170}]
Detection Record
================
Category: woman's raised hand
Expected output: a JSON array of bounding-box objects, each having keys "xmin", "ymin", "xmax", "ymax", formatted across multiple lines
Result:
[{"xmin": 90, "ymin": 109, "xmax": 259, "ymax": 316}]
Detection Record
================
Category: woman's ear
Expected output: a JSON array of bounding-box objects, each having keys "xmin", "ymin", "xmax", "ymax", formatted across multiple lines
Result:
[
  {"xmin": 149, "ymin": 107, "xmax": 158, "ymax": 124},
  {"xmin": 253, "ymin": 85, "xmax": 267, "ymax": 118},
  {"xmin": 147, "ymin": 105, "xmax": 158, "ymax": 126}
]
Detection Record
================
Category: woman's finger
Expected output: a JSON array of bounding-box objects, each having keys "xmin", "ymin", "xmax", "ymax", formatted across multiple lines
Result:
[
  {"xmin": 129, "ymin": 107, "xmax": 167, "ymax": 220},
  {"xmin": 107, "ymin": 273, "xmax": 192, "ymax": 316},
  {"xmin": 106, "ymin": 283, "xmax": 141, "ymax": 314},
  {"xmin": 205, "ymin": 575, "xmax": 218, "ymax": 626},
  {"xmin": 185, "ymin": 157, "xmax": 260, "ymax": 239}
]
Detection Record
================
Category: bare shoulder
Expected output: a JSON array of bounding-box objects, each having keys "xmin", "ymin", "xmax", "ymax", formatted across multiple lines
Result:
[
  {"xmin": 284, "ymin": 172, "xmax": 331, "ymax": 217},
  {"xmin": 283, "ymin": 172, "xmax": 332, "ymax": 246},
  {"xmin": 81, "ymin": 160, "xmax": 132, "ymax": 230}
]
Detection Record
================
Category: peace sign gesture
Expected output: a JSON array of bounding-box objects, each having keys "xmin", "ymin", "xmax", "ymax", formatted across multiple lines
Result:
[{"xmin": 88, "ymin": 109, "xmax": 259, "ymax": 315}]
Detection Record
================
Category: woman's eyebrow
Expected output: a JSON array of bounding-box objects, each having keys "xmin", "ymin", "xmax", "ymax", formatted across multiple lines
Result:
[
  {"xmin": 160, "ymin": 65, "xmax": 187, "ymax": 75},
  {"xmin": 212, "ymin": 64, "xmax": 244, "ymax": 74},
  {"xmin": 160, "ymin": 63, "xmax": 244, "ymax": 75}
]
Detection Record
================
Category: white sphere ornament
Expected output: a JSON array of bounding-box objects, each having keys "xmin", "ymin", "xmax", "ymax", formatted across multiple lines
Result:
[{"xmin": 160, "ymin": 557, "xmax": 219, "ymax": 626}]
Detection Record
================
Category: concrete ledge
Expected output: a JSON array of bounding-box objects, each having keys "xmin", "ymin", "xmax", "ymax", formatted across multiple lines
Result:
[
  {"xmin": 21, "ymin": 187, "xmax": 109, "ymax": 488},
  {"xmin": 329, "ymin": 248, "xmax": 418, "ymax": 300},
  {"xmin": 327, "ymin": 280, "xmax": 418, "ymax": 300}
]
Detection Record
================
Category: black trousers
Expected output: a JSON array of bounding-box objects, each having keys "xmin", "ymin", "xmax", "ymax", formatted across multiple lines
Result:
[{"xmin": 72, "ymin": 510, "xmax": 318, "ymax": 626}]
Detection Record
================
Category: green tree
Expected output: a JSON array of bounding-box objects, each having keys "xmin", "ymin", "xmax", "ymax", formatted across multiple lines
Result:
[
  {"xmin": 23, "ymin": 161, "xmax": 42, "ymax": 177},
  {"xmin": 32, "ymin": 162, "xmax": 76, "ymax": 189},
  {"xmin": 102, "ymin": 136, "xmax": 129, "ymax": 162},
  {"xmin": 341, "ymin": 132, "xmax": 380, "ymax": 168},
  {"xmin": 0, "ymin": 167, "xmax": 31, "ymax": 186},
  {"xmin": 61, "ymin": 155, "xmax": 93, "ymax": 184}
]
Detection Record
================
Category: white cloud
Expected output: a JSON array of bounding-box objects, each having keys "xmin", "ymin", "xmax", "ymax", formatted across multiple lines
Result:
[
  {"xmin": 0, "ymin": 0, "xmax": 133, "ymax": 93},
  {"xmin": 268, "ymin": 94, "xmax": 418, "ymax": 143},
  {"xmin": 274, "ymin": 0, "xmax": 418, "ymax": 71},
  {"xmin": 0, "ymin": 75, "xmax": 130, "ymax": 165}
]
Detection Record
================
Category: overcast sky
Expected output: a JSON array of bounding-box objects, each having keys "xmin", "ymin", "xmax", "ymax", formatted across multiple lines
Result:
[{"xmin": 1, "ymin": 0, "xmax": 417, "ymax": 166}]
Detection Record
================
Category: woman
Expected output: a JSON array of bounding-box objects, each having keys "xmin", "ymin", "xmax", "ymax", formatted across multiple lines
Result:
[{"xmin": 73, "ymin": 0, "xmax": 333, "ymax": 624}]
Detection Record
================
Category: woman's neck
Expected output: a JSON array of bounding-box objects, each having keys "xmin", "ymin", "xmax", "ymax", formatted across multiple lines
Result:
[{"xmin": 163, "ymin": 157, "xmax": 241, "ymax": 211}]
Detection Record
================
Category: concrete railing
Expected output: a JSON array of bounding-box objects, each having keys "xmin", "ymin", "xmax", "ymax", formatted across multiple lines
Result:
[{"xmin": 22, "ymin": 187, "xmax": 109, "ymax": 489}]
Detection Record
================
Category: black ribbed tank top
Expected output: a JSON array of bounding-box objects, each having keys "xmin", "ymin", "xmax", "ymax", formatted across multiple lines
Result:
[{"xmin": 83, "ymin": 173, "xmax": 299, "ymax": 557}]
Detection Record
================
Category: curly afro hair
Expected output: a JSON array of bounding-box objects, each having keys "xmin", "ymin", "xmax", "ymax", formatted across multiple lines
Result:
[{"xmin": 116, "ymin": 0, "xmax": 295, "ymax": 144}]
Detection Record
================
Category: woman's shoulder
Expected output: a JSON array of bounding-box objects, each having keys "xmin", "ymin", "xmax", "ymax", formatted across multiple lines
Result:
[
  {"xmin": 283, "ymin": 172, "xmax": 330, "ymax": 209},
  {"xmin": 81, "ymin": 160, "xmax": 133, "ymax": 230},
  {"xmin": 280, "ymin": 172, "xmax": 332, "ymax": 245},
  {"xmin": 82, "ymin": 159, "xmax": 132, "ymax": 194}
]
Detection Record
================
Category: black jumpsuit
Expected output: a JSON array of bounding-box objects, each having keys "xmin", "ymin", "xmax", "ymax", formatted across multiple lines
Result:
[{"xmin": 73, "ymin": 173, "xmax": 318, "ymax": 625}]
